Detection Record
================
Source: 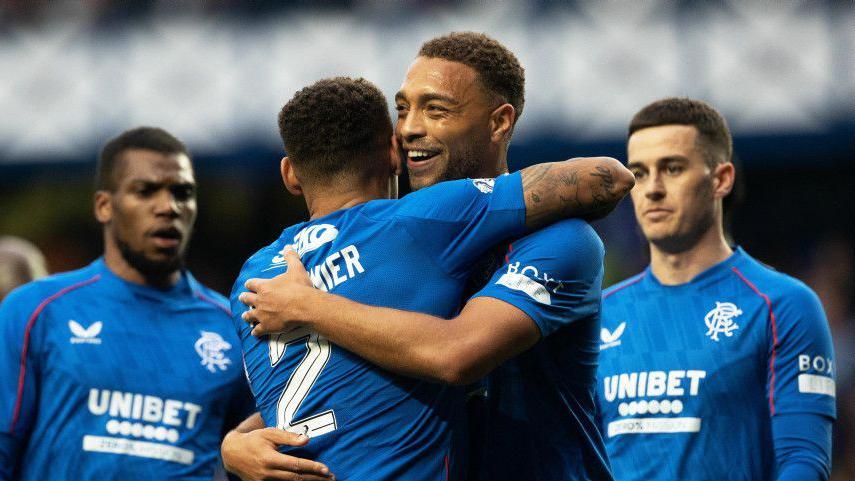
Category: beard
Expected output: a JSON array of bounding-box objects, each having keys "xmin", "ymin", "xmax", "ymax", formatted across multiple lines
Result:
[
  {"xmin": 115, "ymin": 234, "xmax": 184, "ymax": 282},
  {"xmin": 436, "ymin": 140, "xmax": 489, "ymax": 184}
]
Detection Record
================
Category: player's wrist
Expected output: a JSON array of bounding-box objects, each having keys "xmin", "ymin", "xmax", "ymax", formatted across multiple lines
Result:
[{"xmin": 291, "ymin": 287, "xmax": 328, "ymax": 326}]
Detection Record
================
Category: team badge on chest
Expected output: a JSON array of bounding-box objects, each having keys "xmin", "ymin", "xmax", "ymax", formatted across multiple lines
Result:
[
  {"xmin": 704, "ymin": 301, "xmax": 742, "ymax": 342},
  {"xmin": 195, "ymin": 331, "xmax": 233, "ymax": 372}
]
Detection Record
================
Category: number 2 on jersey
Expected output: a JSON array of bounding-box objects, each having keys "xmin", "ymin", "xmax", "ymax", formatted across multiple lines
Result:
[{"xmin": 269, "ymin": 327, "xmax": 337, "ymax": 437}]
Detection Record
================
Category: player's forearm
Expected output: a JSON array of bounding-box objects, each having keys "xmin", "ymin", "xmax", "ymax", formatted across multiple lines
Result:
[
  {"xmin": 520, "ymin": 157, "xmax": 634, "ymax": 229},
  {"xmin": 772, "ymin": 413, "xmax": 832, "ymax": 481},
  {"xmin": 294, "ymin": 290, "xmax": 466, "ymax": 383}
]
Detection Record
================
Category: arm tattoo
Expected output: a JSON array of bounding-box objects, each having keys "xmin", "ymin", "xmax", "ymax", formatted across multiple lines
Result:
[{"xmin": 520, "ymin": 158, "xmax": 631, "ymax": 228}]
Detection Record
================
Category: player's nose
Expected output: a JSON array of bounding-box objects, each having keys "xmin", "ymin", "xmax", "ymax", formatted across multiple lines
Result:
[
  {"xmin": 152, "ymin": 189, "xmax": 180, "ymax": 217},
  {"xmin": 396, "ymin": 109, "xmax": 426, "ymax": 141},
  {"xmin": 644, "ymin": 171, "xmax": 666, "ymax": 201}
]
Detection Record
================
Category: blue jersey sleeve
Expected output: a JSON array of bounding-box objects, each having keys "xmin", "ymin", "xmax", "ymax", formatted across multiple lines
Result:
[
  {"xmin": 470, "ymin": 219, "xmax": 604, "ymax": 337},
  {"xmin": 392, "ymin": 173, "xmax": 527, "ymax": 279},
  {"xmin": 767, "ymin": 282, "xmax": 836, "ymax": 418},
  {"xmin": 772, "ymin": 413, "xmax": 832, "ymax": 481},
  {"xmin": 0, "ymin": 286, "xmax": 45, "ymax": 479}
]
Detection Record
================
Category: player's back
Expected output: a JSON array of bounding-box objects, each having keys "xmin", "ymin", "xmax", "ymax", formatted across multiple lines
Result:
[
  {"xmin": 597, "ymin": 247, "xmax": 836, "ymax": 481},
  {"xmin": 232, "ymin": 175, "xmax": 528, "ymax": 480}
]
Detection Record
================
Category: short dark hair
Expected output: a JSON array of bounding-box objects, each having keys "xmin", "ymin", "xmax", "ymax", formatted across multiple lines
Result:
[
  {"xmin": 278, "ymin": 77, "xmax": 392, "ymax": 182},
  {"xmin": 419, "ymin": 32, "xmax": 525, "ymax": 123},
  {"xmin": 628, "ymin": 97, "xmax": 732, "ymax": 167},
  {"xmin": 97, "ymin": 127, "xmax": 189, "ymax": 191}
]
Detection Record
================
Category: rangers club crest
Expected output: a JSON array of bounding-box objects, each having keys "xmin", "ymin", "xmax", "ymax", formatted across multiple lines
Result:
[
  {"xmin": 195, "ymin": 331, "xmax": 233, "ymax": 372},
  {"xmin": 704, "ymin": 301, "xmax": 742, "ymax": 342}
]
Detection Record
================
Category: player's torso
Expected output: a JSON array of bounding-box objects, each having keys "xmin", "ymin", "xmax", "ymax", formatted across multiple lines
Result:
[
  {"xmin": 474, "ymin": 222, "xmax": 612, "ymax": 481},
  {"xmin": 236, "ymin": 208, "xmax": 468, "ymax": 480},
  {"xmin": 598, "ymin": 271, "xmax": 775, "ymax": 481},
  {"xmin": 22, "ymin": 279, "xmax": 245, "ymax": 480}
]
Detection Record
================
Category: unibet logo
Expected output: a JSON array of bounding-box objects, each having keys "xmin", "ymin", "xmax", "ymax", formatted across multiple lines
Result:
[
  {"xmin": 603, "ymin": 370, "xmax": 707, "ymax": 402},
  {"xmin": 88, "ymin": 389, "xmax": 202, "ymax": 429}
]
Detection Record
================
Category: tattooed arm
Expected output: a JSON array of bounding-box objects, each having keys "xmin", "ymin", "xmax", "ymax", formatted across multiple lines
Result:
[{"xmin": 520, "ymin": 157, "xmax": 634, "ymax": 229}]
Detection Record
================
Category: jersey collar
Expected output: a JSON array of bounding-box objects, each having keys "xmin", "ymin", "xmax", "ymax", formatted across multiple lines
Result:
[{"xmin": 644, "ymin": 246, "xmax": 747, "ymax": 289}]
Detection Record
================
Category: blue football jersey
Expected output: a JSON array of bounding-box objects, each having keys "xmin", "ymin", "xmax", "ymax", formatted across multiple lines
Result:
[
  {"xmin": 231, "ymin": 174, "xmax": 527, "ymax": 480},
  {"xmin": 598, "ymin": 247, "xmax": 836, "ymax": 481},
  {"xmin": 0, "ymin": 258, "xmax": 254, "ymax": 480},
  {"xmin": 470, "ymin": 219, "xmax": 613, "ymax": 481}
]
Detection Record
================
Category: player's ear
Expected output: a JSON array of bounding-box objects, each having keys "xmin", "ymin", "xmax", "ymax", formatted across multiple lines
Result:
[
  {"xmin": 94, "ymin": 190, "xmax": 113, "ymax": 224},
  {"xmin": 390, "ymin": 134, "xmax": 402, "ymax": 176},
  {"xmin": 280, "ymin": 157, "xmax": 303, "ymax": 196},
  {"xmin": 489, "ymin": 103, "xmax": 516, "ymax": 144},
  {"xmin": 712, "ymin": 162, "xmax": 735, "ymax": 199}
]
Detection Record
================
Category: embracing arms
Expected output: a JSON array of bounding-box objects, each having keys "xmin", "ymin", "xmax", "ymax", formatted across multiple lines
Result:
[{"xmin": 518, "ymin": 156, "xmax": 633, "ymax": 229}]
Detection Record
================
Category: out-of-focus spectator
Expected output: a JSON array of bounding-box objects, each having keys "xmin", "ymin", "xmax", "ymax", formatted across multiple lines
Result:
[
  {"xmin": 804, "ymin": 236, "xmax": 855, "ymax": 481},
  {"xmin": 0, "ymin": 236, "xmax": 48, "ymax": 301}
]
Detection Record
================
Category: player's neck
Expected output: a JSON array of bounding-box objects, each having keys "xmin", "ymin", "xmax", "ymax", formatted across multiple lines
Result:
[
  {"xmin": 648, "ymin": 224, "xmax": 733, "ymax": 286},
  {"xmin": 304, "ymin": 179, "xmax": 389, "ymax": 219}
]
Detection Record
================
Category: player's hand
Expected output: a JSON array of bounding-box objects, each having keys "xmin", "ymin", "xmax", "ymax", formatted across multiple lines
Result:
[
  {"xmin": 240, "ymin": 248, "xmax": 317, "ymax": 336},
  {"xmin": 221, "ymin": 427, "xmax": 335, "ymax": 481}
]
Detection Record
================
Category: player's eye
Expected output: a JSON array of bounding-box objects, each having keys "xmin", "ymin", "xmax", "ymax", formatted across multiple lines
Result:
[
  {"xmin": 426, "ymin": 104, "xmax": 448, "ymax": 114},
  {"xmin": 172, "ymin": 185, "xmax": 196, "ymax": 201},
  {"xmin": 665, "ymin": 164, "xmax": 684, "ymax": 175},
  {"xmin": 136, "ymin": 185, "xmax": 157, "ymax": 197},
  {"xmin": 630, "ymin": 169, "xmax": 646, "ymax": 180}
]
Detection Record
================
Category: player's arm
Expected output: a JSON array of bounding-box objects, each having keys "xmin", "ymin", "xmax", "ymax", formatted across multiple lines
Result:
[
  {"xmin": 760, "ymin": 283, "xmax": 835, "ymax": 480},
  {"xmin": 221, "ymin": 412, "xmax": 334, "ymax": 481},
  {"xmin": 518, "ymin": 156, "xmax": 634, "ymax": 228},
  {"xmin": 772, "ymin": 413, "xmax": 832, "ymax": 481},
  {"xmin": 243, "ymin": 223, "xmax": 601, "ymax": 385},
  {"xmin": 0, "ymin": 288, "xmax": 43, "ymax": 480},
  {"xmin": 247, "ymin": 278, "xmax": 537, "ymax": 384}
]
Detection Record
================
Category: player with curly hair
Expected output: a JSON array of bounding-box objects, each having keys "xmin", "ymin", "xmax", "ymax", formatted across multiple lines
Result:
[{"xmin": 223, "ymin": 33, "xmax": 624, "ymax": 481}]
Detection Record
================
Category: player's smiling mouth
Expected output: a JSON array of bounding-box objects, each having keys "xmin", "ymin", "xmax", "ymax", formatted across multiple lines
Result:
[{"xmin": 406, "ymin": 149, "xmax": 440, "ymax": 171}]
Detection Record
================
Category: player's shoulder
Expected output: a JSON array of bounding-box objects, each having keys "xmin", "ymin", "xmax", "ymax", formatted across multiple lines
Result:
[
  {"xmin": 391, "ymin": 174, "xmax": 519, "ymax": 219},
  {"xmin": 732, "ymin": 248, "xmax": 818, "ymax": 305},
  {"xmin": 505, "ymin": 219, "xmax": 604, "ymax": 282},
  {"xmin": 0, "ymin": 262, "xmax": 102, "ymax": 327},
  {"xmin": 4, "ymin": 262, "xmax": 101, "ymax": 306},
  {"xmin": 229, "ymin": 225, "xmax": 305, "ymax": 301},
  {"xmin": 602, "ymin": 270, "xmax": 647, "ymax": 304},
  {"xmin": 514, "ymin": 219, "xmax": 604, "ymax": 260},
  {"xmin": 186, "ymin": 276, "xmax": 231, "ymax": 316}
]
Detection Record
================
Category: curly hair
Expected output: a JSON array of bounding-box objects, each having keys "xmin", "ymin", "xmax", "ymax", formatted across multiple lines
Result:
[
  {"xmin": 278, "ymin": 77, "xmax": 392, "ymax": 181},
  {"xmin": 419, "ymin": 32, "xmax": 525, "ymax": 122},
  {"xmin": 97, "ymin": 127, "xmax": 189, "ymax": 192},
  {"xmin": 628, "ymin": 97, "xmax": 732, "ymax": 167}
]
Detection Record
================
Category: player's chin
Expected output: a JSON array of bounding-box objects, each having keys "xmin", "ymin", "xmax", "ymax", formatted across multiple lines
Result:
[
  {"xmin": 407, "ymin": 169, "xmax": 441, "ymax": 190},
  {"xmin": 147, "ymin": 248, "xmax": 184, "ymax": 268}
]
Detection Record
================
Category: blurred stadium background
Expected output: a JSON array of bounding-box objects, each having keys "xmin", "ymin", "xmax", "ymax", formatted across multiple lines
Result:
[{"xmin": 1, "ymin": 0, "xmax": 852, "ymax": 478}]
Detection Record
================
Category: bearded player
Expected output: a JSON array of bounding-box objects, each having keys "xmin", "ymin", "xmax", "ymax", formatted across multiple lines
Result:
[
  {"xmin": 0, "ymin": 127, "xmax": 254, "ymax": 480},
  {"xmin": 229, "ymin": 33, "xmax": 622, "ymax": 481}
]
